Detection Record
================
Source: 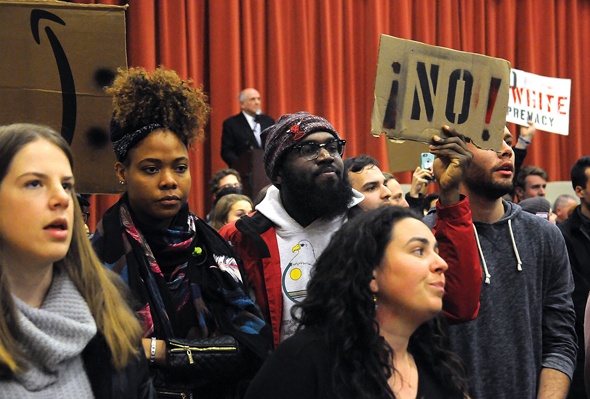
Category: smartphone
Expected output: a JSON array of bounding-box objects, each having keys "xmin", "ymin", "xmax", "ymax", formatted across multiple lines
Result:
[{"xmin": 421, "ymin": 153, "xmax": 435, "ymax": 181}]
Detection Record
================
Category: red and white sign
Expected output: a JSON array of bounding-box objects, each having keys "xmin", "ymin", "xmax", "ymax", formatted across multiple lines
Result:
[{"xmin": 507, "ymin": 68, "xmax": 571, "ymax": 135}]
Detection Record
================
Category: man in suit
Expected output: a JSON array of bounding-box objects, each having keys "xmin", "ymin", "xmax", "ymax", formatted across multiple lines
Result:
[{"xmin": 221, "ymin": 88, "xmax": 275, "ymax": 167}]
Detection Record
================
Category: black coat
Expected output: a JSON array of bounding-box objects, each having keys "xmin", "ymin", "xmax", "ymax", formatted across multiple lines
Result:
[
  {"xmin": 83, "ymin": 334, "xmax": 156, "ymax": 399},
  {"xmin": 221, "ymin": 112, "xmax": 274, "ymax": 167},
  {"xmin": 558, "ymin": 206, "xmax": 590, "ymax": 399}
]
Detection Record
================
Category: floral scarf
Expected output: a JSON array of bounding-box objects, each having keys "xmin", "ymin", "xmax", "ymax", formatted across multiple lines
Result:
[{"xmin": 92, "ymin": 195, "xmax": 271, "ymax": 358}]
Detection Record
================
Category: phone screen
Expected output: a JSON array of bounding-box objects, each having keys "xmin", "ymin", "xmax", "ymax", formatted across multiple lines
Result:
[{"xmin": 421, "ymin": 153, "xmax": 435, "ymax": 181}]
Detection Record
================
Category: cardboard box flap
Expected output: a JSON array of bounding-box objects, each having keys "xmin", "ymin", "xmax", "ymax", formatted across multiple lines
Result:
[
  {"xmin": 371, "ymin": 34, "xmax": 510, "ymax": 159},
  {"xmin": 0, "ymin": 0, "xmax": 127, "ymax": 193}
]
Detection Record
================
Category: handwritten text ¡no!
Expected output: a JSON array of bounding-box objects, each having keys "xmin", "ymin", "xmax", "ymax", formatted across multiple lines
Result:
[{"xmin": 371, "ymin": 35, "xmax": 510, "ymax": 151}]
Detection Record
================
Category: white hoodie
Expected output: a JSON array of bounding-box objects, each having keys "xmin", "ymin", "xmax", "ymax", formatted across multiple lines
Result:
[{"xmin": 256, "ymin": 185, "xmax": 363, "ymax": 340}]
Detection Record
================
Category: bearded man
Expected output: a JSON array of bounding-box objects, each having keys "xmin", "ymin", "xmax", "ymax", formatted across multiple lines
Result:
[
  {"xmin": 424, "ymin": 128, "xmax": 576, "ymax": 399},
  {"xmin": 221, "ymin": 113, "xmax": 481, "ymax": 349}
]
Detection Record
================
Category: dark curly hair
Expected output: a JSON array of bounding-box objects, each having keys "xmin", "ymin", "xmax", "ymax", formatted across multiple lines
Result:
[
  {"xmin": 106, "ymin": 66, "xmax": 210, "ymax": 161},
  {"xmin": 294, "ymin": 206, "xmax": 468, "ymax": 399}
]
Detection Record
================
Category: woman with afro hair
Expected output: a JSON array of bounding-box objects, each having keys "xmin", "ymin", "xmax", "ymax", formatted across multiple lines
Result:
[{"xmin": 92, "ymin": 67, "xmax": 271, "ymax": 398}]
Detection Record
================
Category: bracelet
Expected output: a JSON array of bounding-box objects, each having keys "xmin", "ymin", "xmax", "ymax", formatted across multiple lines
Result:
[
  {"xmin": 518, "ymin": 136, "xmax": 531, "ymax": 145},
  {"xmin": 150, "ymin": 337, "xmax": 157, "ymax": 364}
]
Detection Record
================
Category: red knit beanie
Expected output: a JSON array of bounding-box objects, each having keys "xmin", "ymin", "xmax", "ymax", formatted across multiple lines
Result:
[{"xmin": 262, "ymin": 111, "xmax": 340, "ymax": 181}]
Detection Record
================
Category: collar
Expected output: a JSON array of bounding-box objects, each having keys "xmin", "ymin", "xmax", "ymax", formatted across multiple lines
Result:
[
  {"xmin": 242, "ymin": 111, "xmax": 256, "ymax": 126},
  {"xmin": 256, "ymin": 186, "xmax": 364, "ymax": 230}
]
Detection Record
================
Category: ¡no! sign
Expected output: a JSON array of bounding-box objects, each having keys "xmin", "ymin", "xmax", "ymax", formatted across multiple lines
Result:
[{"xmin": 371, "ymin": 34, "xmax": 510, "ymax": 152}]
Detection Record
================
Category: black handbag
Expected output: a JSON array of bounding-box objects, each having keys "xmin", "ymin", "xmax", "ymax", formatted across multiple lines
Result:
[
  {"xmin": 166, "ymin": 334, "xmax": 241, "ymax": 382},
  {"xmin": 155, "ymin": 388, "xmax": 193, "ymax": 399}
]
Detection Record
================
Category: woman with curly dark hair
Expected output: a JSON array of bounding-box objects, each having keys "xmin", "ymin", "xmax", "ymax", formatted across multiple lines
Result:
[
  {"xmin": 245, "ymin": 206, "xmax": 469, "ymax": 399},
  {"xmin": 92, "ymin": 67, "xmax": 271, "ymax": 398}
]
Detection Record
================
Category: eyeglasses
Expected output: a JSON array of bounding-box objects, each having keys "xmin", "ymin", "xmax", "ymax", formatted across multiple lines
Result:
[
  {"xmin": 82, "ymin": 212, "xmax": 90, "ymax": 224},
  {"xmin": 292, "ymin": 139, "xmax": 346, "ymax": 161},
  {"xmin": 218, "ymin": 183, "xmax": 242, "ymax": 192}
]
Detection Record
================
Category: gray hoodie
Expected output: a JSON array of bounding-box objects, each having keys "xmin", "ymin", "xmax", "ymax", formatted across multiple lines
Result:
[{"xmin": 425, "ymin": 200, "xmax": 577, "ymax": 399}]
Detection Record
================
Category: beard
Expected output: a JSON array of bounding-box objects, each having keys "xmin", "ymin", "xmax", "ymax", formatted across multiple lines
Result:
[
  {"xmin": 281, "ymin": 165, "xmax": 354, "ymax": 221},
  {"xmin": 464, "ymin": 166, "xmax": 513, "ymax": 200}
]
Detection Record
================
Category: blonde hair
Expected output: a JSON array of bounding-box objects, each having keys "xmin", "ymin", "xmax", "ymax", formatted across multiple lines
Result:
[
  {"xmin": 0, "ymin": 124, "xmax": 142, "ymax": 375},
  {"xmin": 210, "ymin": 194, "xmax": 253, "ymax": 230}
]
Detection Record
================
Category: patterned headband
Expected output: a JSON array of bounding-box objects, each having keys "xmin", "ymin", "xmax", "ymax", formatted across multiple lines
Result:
[{"xmin": 110, "ymin": 123, "xmax": 162, "ymax": 161}]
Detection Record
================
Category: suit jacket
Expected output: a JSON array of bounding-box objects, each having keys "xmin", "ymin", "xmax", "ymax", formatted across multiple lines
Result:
[{"xmin": 221, "ymin": 112, "xmax": 274, "ymax": 167}]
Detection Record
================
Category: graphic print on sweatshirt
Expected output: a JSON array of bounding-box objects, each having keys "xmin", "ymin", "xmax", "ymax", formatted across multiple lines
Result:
[{"xmin": 282, "ymin": 240, "xmax": 316, "ymax": 303}]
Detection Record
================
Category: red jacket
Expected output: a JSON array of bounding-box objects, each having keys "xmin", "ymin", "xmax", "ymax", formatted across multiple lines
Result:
[{"xmin": 220, "ymin": 197, "xmax": 481, "ymax": 348}]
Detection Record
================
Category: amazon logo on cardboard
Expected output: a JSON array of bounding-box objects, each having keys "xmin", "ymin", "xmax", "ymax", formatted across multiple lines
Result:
[{"xmin": 0, "ymin": 1, "xmax": 127, "ymax": 193}]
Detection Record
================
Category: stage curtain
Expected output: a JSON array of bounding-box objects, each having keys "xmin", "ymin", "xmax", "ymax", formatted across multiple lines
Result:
[{"xmin": 76, "ymin": 0, "xmax": 590, "ymax": 227}]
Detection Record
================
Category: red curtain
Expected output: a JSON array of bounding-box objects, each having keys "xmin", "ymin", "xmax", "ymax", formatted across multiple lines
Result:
[{"xmin": 78, "ymin": 0, "xmax": 590, "ymax": 228}]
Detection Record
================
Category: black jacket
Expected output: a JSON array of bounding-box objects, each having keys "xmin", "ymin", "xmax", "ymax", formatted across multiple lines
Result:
[
  {"xmin": 82, "ymin": 333, "xmax": 156, "ymax": 399},
  {"xmin": 558, "ymin": 206, "xmax": 590, "ymax": 399},
  {"xmin": 221, "ymin": 112, "xmax": 274, "ymax": 166}
]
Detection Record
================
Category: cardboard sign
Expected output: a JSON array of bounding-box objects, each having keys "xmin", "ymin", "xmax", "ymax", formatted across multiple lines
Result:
[
  {"xmin": 506, "ymin": 68, "xmax": 571, "ymax": 135},
  {"xmin": 0, "ymin": 0, "xmax": 127, "ymax": 193},
  {"xmin": 385, "ymin": 139, "xmax": 429, "ymax": 173},
  {"xmin": 371, "ymin": 34, "xmax": 511, "ymax": 159}
]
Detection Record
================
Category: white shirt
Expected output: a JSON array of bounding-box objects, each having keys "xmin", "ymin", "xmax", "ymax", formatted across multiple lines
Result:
[
  {"xmin": 256, "ymin": 185, "xmax": 364, "ymax": 341},
  {"xmin": 242, "ymin": 111, "xmax": 261, "ymax": 147}
]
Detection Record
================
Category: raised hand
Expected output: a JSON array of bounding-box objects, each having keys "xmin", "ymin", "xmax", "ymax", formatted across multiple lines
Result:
[{"xmin": 428, "ymin": 125, "xmax": 473, "ymax": 205}]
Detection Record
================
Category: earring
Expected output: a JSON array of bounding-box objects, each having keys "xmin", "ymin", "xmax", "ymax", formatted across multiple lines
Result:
[{"xmin": 119, "ymin": 180, "xmax": 125, "ymax": 185}]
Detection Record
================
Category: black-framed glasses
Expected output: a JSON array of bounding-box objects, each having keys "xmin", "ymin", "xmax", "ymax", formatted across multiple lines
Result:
[
  {"xmin": 292, "ymin": 139, "xmax": 346, "ymax": 161},
  {"xmin": 82, "ymin": 211, "xmax": 90, "ymax": 224}
]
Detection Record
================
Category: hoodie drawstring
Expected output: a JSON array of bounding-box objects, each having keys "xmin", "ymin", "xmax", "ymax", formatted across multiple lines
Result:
[
  {"xmin": 473, "ymin": 224, "xmax": 491, "ymax": 284},
  {"xmin": 473, "ymin": 220, "xmax": 523, "ymax": 285},
  {"xmin": 508, "ymin": 219, "xmax": 523, "ymax": 272}
]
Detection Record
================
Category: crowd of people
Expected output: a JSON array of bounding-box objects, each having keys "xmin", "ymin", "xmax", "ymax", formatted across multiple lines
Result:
[{"xmin": 0, "ymin": 66, "xmax": 588, "ymax": 399}]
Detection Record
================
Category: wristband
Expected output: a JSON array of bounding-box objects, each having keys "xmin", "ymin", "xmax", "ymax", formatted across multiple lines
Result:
[
  {"xmin": 150, "ymin": 337, "xmax": 157, "ymax": 364},
  {"xmin": 518, "ymin": 136, "xmax": 531, "ymax": 145}
]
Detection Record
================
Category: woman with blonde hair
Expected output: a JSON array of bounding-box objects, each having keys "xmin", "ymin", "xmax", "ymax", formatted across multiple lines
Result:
[
  {"xmin": 210, "ymin": 193, "xmax": 253, "ymax": 230},
  {"xmin": 0, "ymin": 123, "xmax": 154, "ymax": 398},
  {"xmin": 92, "ymin": 67, "xmax": 270, "ymax": 398}
]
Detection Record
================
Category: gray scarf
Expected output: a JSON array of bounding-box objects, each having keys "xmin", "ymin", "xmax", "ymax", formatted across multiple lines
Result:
[{"xmin": 0, "ymin": 266, "xmax": 97, "ymax": 398}]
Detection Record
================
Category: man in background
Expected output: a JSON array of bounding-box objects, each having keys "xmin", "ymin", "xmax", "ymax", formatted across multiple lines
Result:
[
  {"xmin": 558, "ymin": 156, "xmax": 590, "ymax": 399},
  {"xmin": 344, "ymin": 155, "xmax": 393, "ymax": 210},
  {"xmin": 383, "ymin": 172, "xmax": 411, "ymax": 208},
  {"xmin": 514, "ymin": 164, "xmax": 549, "ymax": 201},
  {"xmin": 554, "ymin": 194, "xmax": 578, "ymax": 224},
  {"xmin": 221, "ymin": 88, "xmax": 275, "ymax": 167}
]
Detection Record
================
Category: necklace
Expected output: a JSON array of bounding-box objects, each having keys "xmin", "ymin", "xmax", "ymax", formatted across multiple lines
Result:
[
  {"xmin": 391, "ymin": 352, "xmax": 415, "ymax": 392},
  {"xmin": 404, "ymin": 352, "xmax": 414, "ymax": 388}
]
